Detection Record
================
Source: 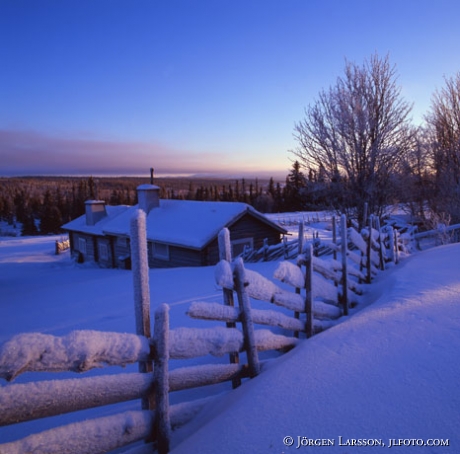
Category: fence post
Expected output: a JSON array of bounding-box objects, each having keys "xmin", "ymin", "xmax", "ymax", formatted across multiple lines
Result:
[
  {"xmin": 363, "ymin": 202, "xmax": 368, "ymax": 230},
  {"xmin": 130, "ymin": 210, "xmax": 153, "ymax": 410},
  {"xmin": 154, "ymin": 304, "xmax": 171, "ymax": 454},
  {"xmin": 388, "ymin": 227, "xmax": 395, "ymax": 263},
  {"xmin": 293, "ymin": 222, "xmax": 306, "ymax": 337},
  {"xmin": 394, "ymin": 229, "xmax": 400, "ymax": 265},
  {"xmin": 332, "ymin": 215, "xmax": 337, "ymax": 261},
  {"xmin": 305, "ymin": 243, "xmax": 314, "ymax": 337},
  {"xmin": 298, "ymin": 221, "xmax": 304, "ymax": 255},
  {"xmin": 218, "ymin": 228, "xmax": 241, "ymax": 389},
  {"xmin": 340, "ymin": 214, "xmax": 349, "ymax": 315},
  {"xmin": 375, "ymin": 217, "xmax": 385, "ymax": 271},
  {"xmin": 131, "ymin": 210, "xmax": 152, "ymax": 340},
  {"xmin": 366, "ymin": 215, "xmax": 373, "ymax": 284},
  {"xmin": 234, "ymin": 258, "xmax": 260, "ymax": 378},
  {"xmin": 263, "ymin": 238, "xmax": 269, "ymax": 261}
]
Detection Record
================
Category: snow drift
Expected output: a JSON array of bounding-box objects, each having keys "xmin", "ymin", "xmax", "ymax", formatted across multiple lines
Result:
[{"xmin": 170, "ymin": 244, "xmax": 460, "ymax": 453}]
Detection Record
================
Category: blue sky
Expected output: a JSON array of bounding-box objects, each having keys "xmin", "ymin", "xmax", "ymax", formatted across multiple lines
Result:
[{"xmin": 1, "ymin": 0, "xmax": 459, "ymax": 179}]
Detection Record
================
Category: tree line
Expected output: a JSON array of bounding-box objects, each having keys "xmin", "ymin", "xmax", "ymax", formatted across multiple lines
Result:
[
  {"xmin": 0, "ymin": 175, "xmax": 304, "ymax": 236},
  {"xmin": 0, "ymin": 177, "xmax": 108, "ymax": 235}
]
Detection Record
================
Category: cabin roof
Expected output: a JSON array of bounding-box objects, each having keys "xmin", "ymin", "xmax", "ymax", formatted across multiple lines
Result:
[
  {"xmin": 61, "ymin": 205, "xmax": 131, "ymax": 236},
  {"xmin": 62, "ymin": 199, "xmax": 287, "ymax": 249}
]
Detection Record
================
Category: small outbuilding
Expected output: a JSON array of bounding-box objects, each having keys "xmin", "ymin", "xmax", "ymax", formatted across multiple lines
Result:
[{"xmin": 62, "ymin": 184, "xmax": 287, "ymax": 268}]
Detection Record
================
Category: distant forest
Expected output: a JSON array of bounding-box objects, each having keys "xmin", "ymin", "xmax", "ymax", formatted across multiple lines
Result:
[{"xmin": 0, "ymin": 165, "xmax": 331, "ymax": 236}]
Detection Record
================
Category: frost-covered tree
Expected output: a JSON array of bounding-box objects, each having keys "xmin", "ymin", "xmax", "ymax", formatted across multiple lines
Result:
[
  {"xmin": 425, "ymin": 72, "xmax": 460, "ymax": 223},
  {"xmin": 291, "ymin": 54, "xmax": 415, "ymax": 225}
]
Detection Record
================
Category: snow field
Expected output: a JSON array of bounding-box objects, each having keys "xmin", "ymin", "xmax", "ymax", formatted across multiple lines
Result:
[{"xmin": 1, "ymin": 223, "xmax": 459, "ymax": 453}]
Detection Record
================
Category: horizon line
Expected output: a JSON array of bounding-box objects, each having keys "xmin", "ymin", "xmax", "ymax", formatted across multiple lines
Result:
[{"xmin": 0, "ymin": 171, "xmax": 287, "ymax": 181}]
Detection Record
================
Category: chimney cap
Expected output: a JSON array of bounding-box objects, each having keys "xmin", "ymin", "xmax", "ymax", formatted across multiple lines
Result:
[{"xmin": 137, "ymin": 184, "xmax": 160, "ymax": 191}]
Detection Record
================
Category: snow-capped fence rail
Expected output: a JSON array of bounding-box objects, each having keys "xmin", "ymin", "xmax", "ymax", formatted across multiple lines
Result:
[{"xmin": 0, "ymin": 314, "xmax": 266, "ymax": 453}]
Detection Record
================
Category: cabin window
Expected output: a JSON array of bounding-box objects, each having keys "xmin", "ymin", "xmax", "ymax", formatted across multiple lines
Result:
[
  {"xmin": 99, "ymin": 243, "xmax": 109, "ymax": 261},
  {"xmin": 231, "ymin": 238, "xmax": 253, "ymax": 257},
  {"xmin": 78, "ymin": 237, "xmax": 87, "ymax": 255},
  {"xmin": 152, "ymin": 242, "xmax": 170, "ymax": 260}
]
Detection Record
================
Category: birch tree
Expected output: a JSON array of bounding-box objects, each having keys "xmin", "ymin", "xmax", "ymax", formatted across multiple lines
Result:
[{"xmin": 292, "ymin": 54, "xmax": 415, "ymax": 226}]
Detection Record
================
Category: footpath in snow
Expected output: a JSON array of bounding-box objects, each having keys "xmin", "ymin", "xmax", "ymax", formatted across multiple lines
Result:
[{"xmin": 171, "ymin": 244, "xmax": 460, "ymax": 453}]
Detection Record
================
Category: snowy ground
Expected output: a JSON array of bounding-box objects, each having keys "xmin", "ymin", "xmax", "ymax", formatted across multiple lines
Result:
[
  {"xmin": 172, "ymin": 243, "xmax": 460, "ymax": 453},
  {"xmin": 1, "ymin": 232, "xmax": 459, "ymax": 453}
]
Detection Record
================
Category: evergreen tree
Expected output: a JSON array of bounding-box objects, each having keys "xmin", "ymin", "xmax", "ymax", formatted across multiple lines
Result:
[
  {"xmin": 268, "ymin": 177, "xmax": 276, "ymax": 199},
  {"xmin": 284, "ymin": 161, "xmax": 307, "ymax": 211},
  {"xmin": 39, "ymin": 190, "xmax": 63, "ymax": 234},
  {"xmin": 13, "ymin": 190, "xmax": 27, "ymax": 224},
  {"xmin": 88, "ymin": 176, "xmax": 96, "ymax": 199},
  {"xmin": 21, "ymin": 212, "xmax": 39, "ymax": 236},
  {"xmin": 275, "ymin": 183, "xmax": 283, "ymax": 212}
]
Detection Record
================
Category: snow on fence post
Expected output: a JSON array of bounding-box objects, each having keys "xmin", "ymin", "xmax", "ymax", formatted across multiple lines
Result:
[
  {"xmin": 153, "ymin": 304, "xmax": 171, "ymax": 454},
  {"xmin": 340, "ymin": 214, "xmax": 349, "ymax": 316},
  {"xmin": 218, "ymin": 227, "xmax": 232, "ymax": 262},
  {"xmin": 130, "ymin": 209, "xmax": 154, "ymax": 410},
  {"xmin": 304, "ymin": 243, "xmax": 314, "ymax": 338},
  {"xmin": 234, "ymin": 258, "xmax": 260, "ymax": 378},
  {"xmin": 218, "ymin": 228, "xmax": 241, "ymax": 389}
]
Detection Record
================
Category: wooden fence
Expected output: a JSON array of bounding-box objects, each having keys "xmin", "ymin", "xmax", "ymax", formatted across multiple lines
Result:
[
  {"xmin": 413, "ymin": 222, "xmax": 460, "ymax": 250},
  {"xmin": 0, "ymin": 212, "xmax": 403, "ymax": 454},
  {"xmin": 55, "ymin": 238, "xmax": 70, "ymax": 255}
]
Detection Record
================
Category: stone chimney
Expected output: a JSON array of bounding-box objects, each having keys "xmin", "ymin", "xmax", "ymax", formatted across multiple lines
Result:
[
  {"xmin": 137, "ymin": 184, "xmax": 160, "ymax": 214},
  {"xmin": 85, "ymin": 200, "xmax": 107, "ymax": 226}
]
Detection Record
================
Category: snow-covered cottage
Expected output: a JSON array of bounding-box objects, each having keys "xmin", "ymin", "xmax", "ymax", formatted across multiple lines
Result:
[{"xmin": 62, "ymin": 184, "xmax": 287, "ymax": 268}]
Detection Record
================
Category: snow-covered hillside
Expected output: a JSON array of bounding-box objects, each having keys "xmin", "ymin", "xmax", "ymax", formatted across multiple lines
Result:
[
  {"xmin": 171, "ymin": 242, "xmax": 460, "ymax": 453},
  {"xmin": 1, "ymin": 234, "xmax": 459, "ymax": 453}
]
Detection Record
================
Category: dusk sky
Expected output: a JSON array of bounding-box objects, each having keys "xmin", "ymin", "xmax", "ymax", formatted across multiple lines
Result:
[{"xmin": 1, "ymin": 0, "xmax": 460, "ymax": 179}]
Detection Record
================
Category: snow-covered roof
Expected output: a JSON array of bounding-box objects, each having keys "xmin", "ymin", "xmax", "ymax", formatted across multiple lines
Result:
[
  {"xmin": 61, "ymin": 205, "xmax": 131, "ymax": 236},
  {"xmin": 63, "ymin": 200, "xmax": 286, "ymax": 249}
]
